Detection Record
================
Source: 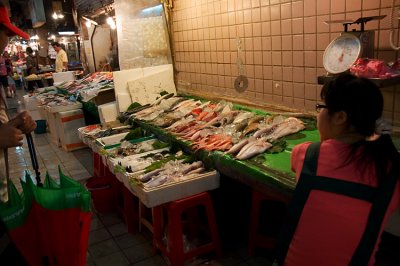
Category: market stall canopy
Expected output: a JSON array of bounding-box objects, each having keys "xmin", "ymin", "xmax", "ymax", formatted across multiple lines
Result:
[{"xmin": 74, "ymin": 0, "xmax": 113, "ymax": 15}]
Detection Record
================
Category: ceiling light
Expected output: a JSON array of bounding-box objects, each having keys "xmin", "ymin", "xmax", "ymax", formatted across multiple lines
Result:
[
  {"xmin": 85, "ymin": 21, "xmax": 91, "ymax": 28},
  {"xmin": 58, "ymin": 31, "xmax": 76, "ymax": 35},
  {"xmin": 106, "ymin": 17, "xmax": 116, "ymax": 30}
]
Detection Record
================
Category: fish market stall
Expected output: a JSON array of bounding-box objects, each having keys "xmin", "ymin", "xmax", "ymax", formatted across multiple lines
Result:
[{"xmin": 121, "ymin": 94, "xmax": 320, "ymax": 199}]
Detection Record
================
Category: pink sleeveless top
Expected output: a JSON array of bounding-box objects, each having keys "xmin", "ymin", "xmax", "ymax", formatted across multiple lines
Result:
[{"xmin": 287, "ymin": 139, "xmax": 400, "ymax": 266}]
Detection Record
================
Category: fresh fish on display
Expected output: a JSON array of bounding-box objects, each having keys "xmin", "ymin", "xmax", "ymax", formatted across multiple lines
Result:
[
  {"xmin": 134, "ymin": 105, "xmax": 160, "ymax": 119},
  {"xmin": 225, "ymin": 136, "xmax": 256, "ymax": 155},
  {"xmin": 240, "ymin": 122, "xmax": 260, "ymax": 138},
  {"xmin": 181, "ymin": 161, "xmax": 204, "ymax": 175},
  {"xmin": 253, "ymin": 124, "xmax": 278, "ymax": 138},
  {"xmin": 265, "ymin": 117, "xmax": 305, "ymax": 141},
  {"xmin": 220, "ymin": 102, "xmax": 233, "ymax": 114},
  {"xmin": 138, "ymin": 168, "xmax": 163, "ymax": 182},
  {"xmin": 159, "ymin": 97, "xmax": 186, "ymax": 112},
  {"xmin": 143, "ymin": 175, "xmax": 169, "ymax": 188},
  {"xmin": 200, "ymin": 111, "xmax": 240, "ymax": 129},
  {"xmin": 232, "ymin": 111, "xmax": 255, "ymax": 124},
  {"xmin": 235, "ymin": 138, "xmax": 273, "ymax": 160},
  {"xmin": 185, "ymin": 167, "xmax": 206, "ymax": 175},
  {"xmin": 171, "ymin": 99, "xmax": 199, "ymax": 111},
  {"xmin": 189, "ymin": 128, "xmax": 215, "ymax": 141},
  {"xmin": 139, "ymin": 109, "xmax": 165, "ymax": 121},
  {"xmin": 167, "ymin": 117, "xmax": 196, "ymax": 131},
  {"xmin": 151, "ymin": 92, "xmax": 175, "ymax": 106}
]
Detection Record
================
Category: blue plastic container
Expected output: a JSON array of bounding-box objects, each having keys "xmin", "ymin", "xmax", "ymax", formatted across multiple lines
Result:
[{"xmin": 34, "ymin": 120, "xmax": 47, "ymax": 134}]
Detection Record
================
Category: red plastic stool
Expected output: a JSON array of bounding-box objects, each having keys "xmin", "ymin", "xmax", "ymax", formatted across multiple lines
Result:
[
  {"xmin": 121, "ymin": 186, "xmax": 140, "ymax": 234},
  {"xmin": 152, "ymin": 192, "xmax": 222, "ymax": 266},
  {"xmin": 93, "ymin": 152, "xmax": 106, "ymax": 177},
  {"xmin": 248, "ymin": 189, "xmax": 289, "ymax": 256}
]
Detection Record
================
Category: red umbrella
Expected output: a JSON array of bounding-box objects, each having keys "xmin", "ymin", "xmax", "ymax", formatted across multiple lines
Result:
[{"xmin": 1, "ymin": 133, "xmax": 92, "ymax": 266}]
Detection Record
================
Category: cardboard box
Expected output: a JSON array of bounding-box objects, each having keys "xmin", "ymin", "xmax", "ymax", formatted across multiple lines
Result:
[
  {"xmin": 52, "ymin": 71, "xmax": 75, "ymax": 83},
  {"xmin": 98, "ymin": 101, "xmax": 118, "ymax": 123},
  {"xmin": 92, "ymin": 88, "xmax": 116, "ymax": 106}
]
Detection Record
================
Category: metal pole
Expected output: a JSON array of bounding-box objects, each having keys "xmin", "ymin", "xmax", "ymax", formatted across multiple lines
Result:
[{"xmin": 26, "ymin": 133, "xmax": 42, "ymax": 187}]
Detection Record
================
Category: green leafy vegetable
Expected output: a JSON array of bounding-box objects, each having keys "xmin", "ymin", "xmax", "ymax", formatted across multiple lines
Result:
[
  {"xmin": 151, "ymin": 140, "xmax": 170, "ymax": 150},
  {"xmin": 127, "ymin": 102, "xmax": 142, "ymax": 111},
  {"xmin": 122, "ymin": 128, "xmax": 143, "ymax": 141}
]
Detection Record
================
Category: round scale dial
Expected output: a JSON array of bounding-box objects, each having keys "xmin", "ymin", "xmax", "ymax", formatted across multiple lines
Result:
[{"xmin": 323, "ymin": 33, "xmax": 362, "ymax": 74}]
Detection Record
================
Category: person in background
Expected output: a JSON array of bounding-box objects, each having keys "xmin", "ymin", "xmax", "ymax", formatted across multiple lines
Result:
[
  {"xmin": 3, "ymin": 51, "xmax": 15, "ymax": 98},
  {"xmin": 25, "ymin": 47, "xmax": 42, "ymax": 92},
  {"xmin": 0, "ymin": 52, "xmax": 10, "ymax": 99},
  {"xmin": 276, "ymin": 73, "xmax": 400, "ymax": 265},
  {"xmin": 0, "ymin": 2, "xmax": 36, "ymax": 264},
  {"xmin": 51, "ymin": 42, "xmax": 68, "ymax": 72}
]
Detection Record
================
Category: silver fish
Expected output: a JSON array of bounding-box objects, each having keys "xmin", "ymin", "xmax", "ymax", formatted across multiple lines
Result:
[
  {"xmin": 138, "ymin": 169, "xmax": 163, "ymax": 183},
  {"xmin": 225, "ymin": 136, "xmax": 255, "ymax": 155},
  {"xmin": 236, "ymin": 140, "xmax": 272, "ymax": 160},
  {"xmin": 143, "ymin": 175, "xmax": 169, "ymax": 188},
  {"xmin": 182, "ymin": 161, "xmax": 204, "ymax": 175}
]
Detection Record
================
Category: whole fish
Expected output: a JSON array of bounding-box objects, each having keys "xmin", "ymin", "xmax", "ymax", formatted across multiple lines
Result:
[
  {"xmin": 240, "ymin": 122, "xmax": 260, "ymax": 138},
  {"xmin": 143, "ymin": 175, "xmax": 169, "ymax": 188},
  {"xmin": 225, "ymin": 136, "xmax": 256, "ymax": 155},
  {"xmin": 236, "ymin": 139, "xmax": 272, "ymax": 160},
  {"xmin": 138, "ymin": 168, "xmax": 163, "ymax": 183},
  {"xmin": 182, "ymin": 161, "xmax": 204, "ymax": 175},
  {"xmin": 186, "ymin": 167, "xmax": 206, "ymax": 175}
]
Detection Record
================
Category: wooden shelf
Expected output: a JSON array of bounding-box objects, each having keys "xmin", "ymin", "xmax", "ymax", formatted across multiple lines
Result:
[{"xmin": 317, "ymin": 75, "xmax": 400, "ymax": 88}]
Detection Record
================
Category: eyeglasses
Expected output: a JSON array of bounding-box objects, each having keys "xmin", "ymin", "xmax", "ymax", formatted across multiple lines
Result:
[{"xmin": 316, "ymin": 104, "xmax": 328, "ymax": 113}]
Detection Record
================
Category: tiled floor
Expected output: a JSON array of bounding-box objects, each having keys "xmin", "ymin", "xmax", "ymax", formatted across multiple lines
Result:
[{"xmin": 5, "ymin": 88, "xmax": 400, "ymax": 266}]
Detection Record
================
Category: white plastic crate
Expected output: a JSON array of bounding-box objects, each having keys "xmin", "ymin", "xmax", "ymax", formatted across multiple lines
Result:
[
  {"xmin": 129, "ymin": 170, "xmax": 220, "ymax": 208},
  {"xmin": 56, "ymin": 109, "xmax": 86, "ymax": 152},
  {"xmin": 93, "ymin": 132, "xmax": 130, "ymax": 153},
  {"xmin": 46, "ymin": 102, "xmax": 83, "ymax": 113},
  {"xmin": 46, "ymin": 111, "xmax": 60, "ymax": 147},
  {"xmin": 23, "ymin": 95, "xmax": 38, "ymax": 111}
]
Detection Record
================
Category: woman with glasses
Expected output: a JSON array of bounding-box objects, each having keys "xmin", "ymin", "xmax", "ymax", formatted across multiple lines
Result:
[{"xmin": 276, "ymin": 73, "xmax": 400, "ymax": 265}]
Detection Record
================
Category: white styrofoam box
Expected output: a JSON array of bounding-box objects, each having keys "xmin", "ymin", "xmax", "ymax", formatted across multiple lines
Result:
[
  {"xmin": 28, "ymin": 109, "xmax": 44, "ymax": 121},
  {"xmin": 23, "ymin": 95, "xmax": 38, "ymax": 111},
  {"xmin": 78, "ymin": 124, "xmax": 102, "ymax": 146},
  {"xmin": 46, "ymin": 111, "xmax": 60, "ymax": 147},
  {"xmin": 56, "ymin": 109, "xmax": 86, "ymax": 152},
  {"xmin": 93, "ymin": 132, "xmax": 129, "ymax": 153},
  {"xmin": 98, "ymin": 101, "xmax": 118, "ymax": 124},
  {"xmin": 113, "ymin": 68, "xmax": 143, "ymax": 112},
  {"xmin": 38, "ymin": 105, "xmax": 47, "ymax": 121},
  {"xmin": 129, "ymin": 170, "xmax": 220, "ymax": 208},
  {"xmin": 142, "ymin": 64, "xmax": 173, "ymax": 77},
  {"xmin": 52, "ymin": 71, "xmax": 75, "ymax": 83},
  {"xmin": 128, "ymin": 68, "xmax": 176, "ymax": 105},
  {"xmin": 46, "ymin": 102, "xmax": 83, "ymax": 113},
  {"xmin": 116, "ymin": 93, "xmax": 132, "ymax": 113}
]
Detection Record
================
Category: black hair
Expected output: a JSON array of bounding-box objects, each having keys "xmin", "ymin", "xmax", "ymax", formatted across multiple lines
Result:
[
  {"xmin": 321, "ymin": 73, "xmax": 399, "ymax": 184},
  {"xmin": 52, "ymin": 42, "xmax": 60, "ymax": 47},
  {"xmin": 26, "ymin": 47, "xmax": 33, "ymax": 54}
]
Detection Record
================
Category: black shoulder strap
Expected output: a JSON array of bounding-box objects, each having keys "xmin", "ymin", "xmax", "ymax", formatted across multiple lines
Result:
[
  {"xmin": 350, "ymin": 163, "xmax": 400, "ymax": 265},
  {"xmin": 275, "ymin": 142, "xmax": 321, "ymax": 265}
]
